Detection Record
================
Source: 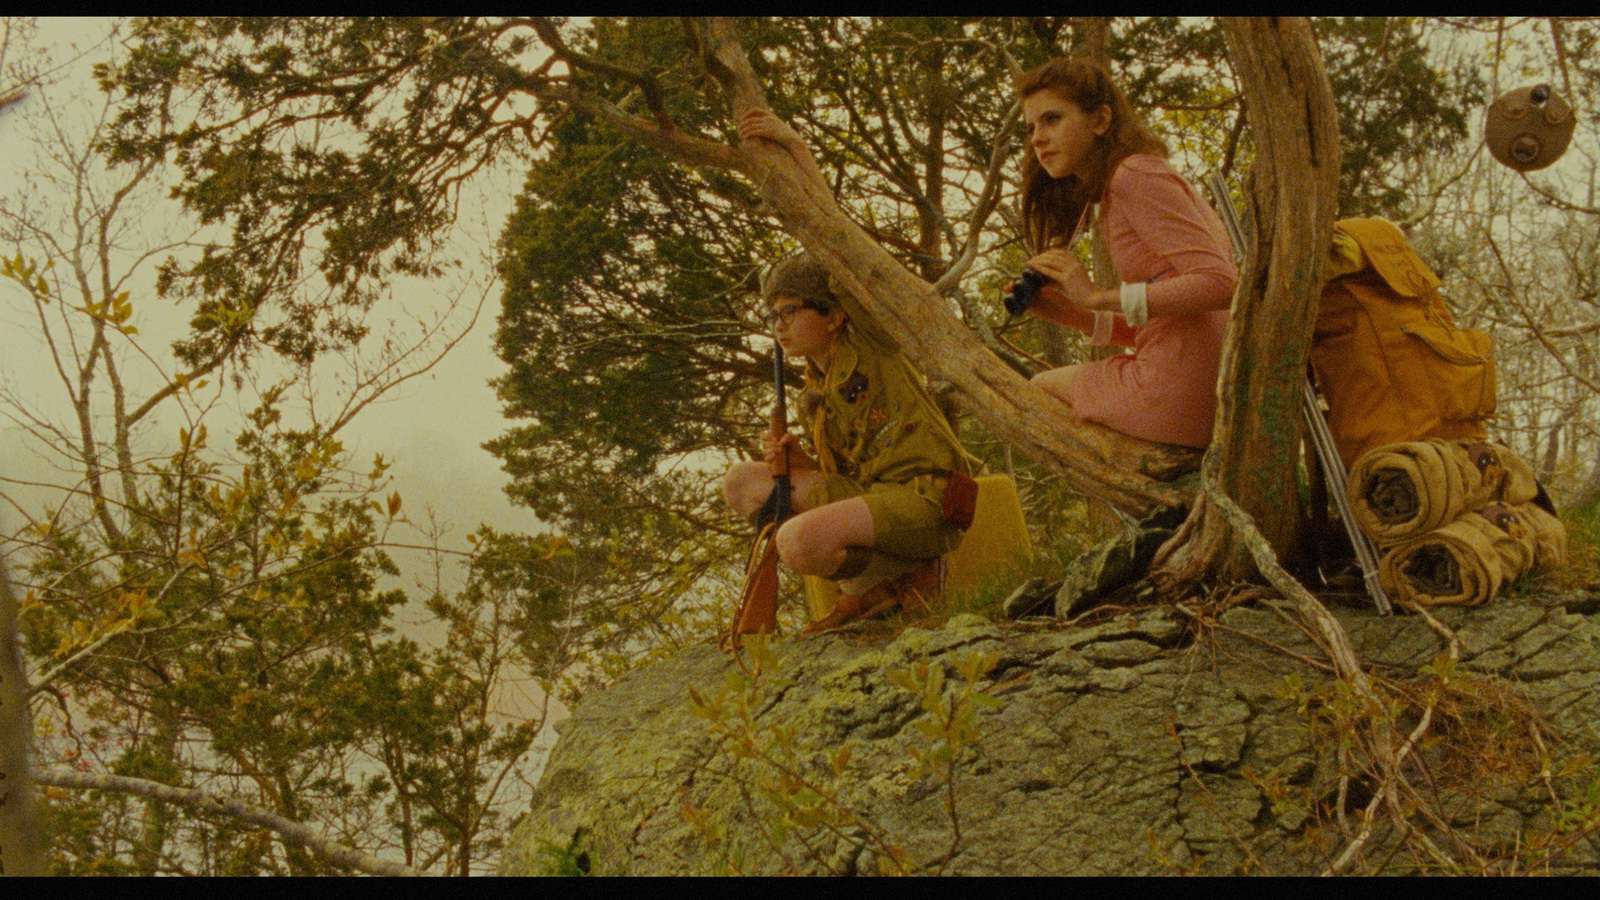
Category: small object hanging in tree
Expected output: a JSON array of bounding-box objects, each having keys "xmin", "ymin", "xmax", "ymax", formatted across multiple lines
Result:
[{"xmin": 1485, "ymin": 83, "xmax": 1576, "ymax": 172}]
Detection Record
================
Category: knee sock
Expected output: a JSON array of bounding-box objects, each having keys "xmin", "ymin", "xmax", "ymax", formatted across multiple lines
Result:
[
  {"xmin": 828, "ymin": 546, "xmax": 874, "ymax": 581},
  {"xmin": 833, "ymin": 549, "xmax": 920, "ymax": 597}
]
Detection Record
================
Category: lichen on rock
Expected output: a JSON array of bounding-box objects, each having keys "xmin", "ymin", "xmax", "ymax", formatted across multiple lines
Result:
[{"xmin": 503, "ymin": 588, "xmax": 1600, "ymax": 876}]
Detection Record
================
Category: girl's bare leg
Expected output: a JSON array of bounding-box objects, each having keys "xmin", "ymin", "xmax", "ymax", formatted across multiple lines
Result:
[{"xmin": 1031, "ymin": 364, "xmax": 1083, "ymax": 409}]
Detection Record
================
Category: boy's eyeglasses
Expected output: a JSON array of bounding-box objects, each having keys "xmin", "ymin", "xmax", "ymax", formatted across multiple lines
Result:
[{"xmin": 762, "ymin": 303, "xmax": 817, "ymax": 329}]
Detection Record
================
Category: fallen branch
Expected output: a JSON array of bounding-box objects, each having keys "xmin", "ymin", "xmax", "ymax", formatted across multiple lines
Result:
[
  {"xmin": 35, "ymin": 769, "xmax": 421, "ymax": 877},
  {"xmin": 1198, "ymin": 454, "xmax": 1461, "ymax": 874}
]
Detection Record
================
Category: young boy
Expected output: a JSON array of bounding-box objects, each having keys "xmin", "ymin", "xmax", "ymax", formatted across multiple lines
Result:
[{"xmin": 722, "ymin": 250, "xmax": 982, "ymax": 633}]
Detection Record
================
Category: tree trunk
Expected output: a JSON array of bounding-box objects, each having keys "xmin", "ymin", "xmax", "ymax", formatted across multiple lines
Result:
[
  {"xmin": 1153, "ymin": 17, "xmax": 1342, "ymax": 587},
  {"xmin": 1, "ymin": 559, "xmax": 45, "ymax": 876}
]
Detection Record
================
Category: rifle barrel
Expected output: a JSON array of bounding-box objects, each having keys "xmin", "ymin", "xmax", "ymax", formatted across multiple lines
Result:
[{"xmin": 772, "ymin": 344, "xmax": 787, "ymax": 431}]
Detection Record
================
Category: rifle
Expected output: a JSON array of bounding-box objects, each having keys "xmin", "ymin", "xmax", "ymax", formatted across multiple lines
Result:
[
  {"xmin": 1205, "ymin": 172, "xmax": 1392, "ymax": 615},
  {"xmin": 720, "ymin": 345, "xmax": 793, "ymax": 651}
]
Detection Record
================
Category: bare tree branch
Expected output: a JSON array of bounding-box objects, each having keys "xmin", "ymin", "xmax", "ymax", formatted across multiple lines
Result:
[
  {"xmin": 34, "ymin": 768, "xmax": 422, "ymax": 876},
  {"xmin": 1487, "ymin": 233, "xmax": 1600, "ymax": 395},
  {"xmin": 1518, "ymin": 171, "xmax": 1600, "ymax": 216},
  {"xmin": 528, "ymin": 17, "xmax": 676, "ymax": 133},
  {"xmin": 933, "ymin": 101, "xmax": 1021, "ymax": 294}
]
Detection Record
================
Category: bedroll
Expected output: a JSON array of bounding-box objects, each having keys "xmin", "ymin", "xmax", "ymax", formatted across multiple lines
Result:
[{"xmin": 1310, "ymin": 218, "xmax": 1497, "ymax": 470}]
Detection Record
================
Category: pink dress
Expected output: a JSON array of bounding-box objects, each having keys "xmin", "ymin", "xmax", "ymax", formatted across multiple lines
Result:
[{"xmin": 1063, "ymin": 154, "xmax": 1237, "ymax": 448}]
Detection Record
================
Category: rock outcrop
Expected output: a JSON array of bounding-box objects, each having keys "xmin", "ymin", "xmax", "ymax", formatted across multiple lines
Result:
[{"xmin": 504, "ymin": 589, "xmax": 1600, "ymax": 875}]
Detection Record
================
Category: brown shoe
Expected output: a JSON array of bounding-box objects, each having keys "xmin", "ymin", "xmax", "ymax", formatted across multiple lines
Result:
[
  {"xmin": 801, "ymin": 581, "xmax": 903, "ymax": 636},
  {"xmin": 801, "ymin": 560, "xmax": 944, "ymax": 636},
  {"xmin": 895, "ymin": 560, "xmax": 943, "ymax": 618}
]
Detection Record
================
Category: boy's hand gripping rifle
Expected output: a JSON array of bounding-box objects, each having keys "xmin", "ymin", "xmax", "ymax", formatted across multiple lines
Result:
[
  {"xmin": 1205, "ymin": 173, "xmax": 1392, "ymax": 615},
  {"xmin": 720, "ymin": 346, "xmax": 792, "ymax": 651}
]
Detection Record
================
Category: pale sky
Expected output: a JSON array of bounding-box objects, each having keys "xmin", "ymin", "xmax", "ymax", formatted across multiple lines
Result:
[
  {"xmin": 0, "ymin": 19, "xmax": 543, "ymax": 620},
  {"xmin": 1, "ymin": 19, "xmax": 567, "ymax": 773}
]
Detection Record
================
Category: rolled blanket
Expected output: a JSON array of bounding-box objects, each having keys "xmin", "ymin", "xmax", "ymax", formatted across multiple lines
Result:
[
  {"xmin": 1522, "ymin": 501, "xmax": 1569, "ymax": 570},
  {"xmin": 1378, "ymin": 501, "xmax": 1550, "ymax": 608},
  {"xmin": 1348, "ymin": 439, "xmax": 1539, "ymax": 545}
]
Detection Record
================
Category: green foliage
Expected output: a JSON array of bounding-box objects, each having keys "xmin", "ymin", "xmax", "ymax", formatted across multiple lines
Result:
[
  {"xmin": 1549, "ymin": 497, "xmax": 1600, "ymax": 591},
  {"xmin": 885, "ymin": 648, "xmax": 1006, "ymax": 873},
  {"xmin": 684, "ymin": 634, "xmax": 909, "ymax": 875},
  {"xmin": 1314, "ymin": 17, "xmax": 1484, "ymax": 218},
  {"xmin": 1271, "ymin": 658, "xmax": 1600, "ymax": 874},
  {"xmin": 532, "ymin": 828, "xmax": 592, "ymax": 876},
  {"xmin": 16, "ymin": 391, "xmax": 545, "ymax": 874},
  {"xmin": 682, "ymin": 636, "xmax": 1010, "ymax": 875},
  {"xmin": 888, "ymin": 649, "xmax": 1005, "ymax": 783}
]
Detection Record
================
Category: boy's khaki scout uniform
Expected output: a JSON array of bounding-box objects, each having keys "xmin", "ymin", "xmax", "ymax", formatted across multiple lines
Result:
[{"xmin": 801, "ymin": 284, "xmax": 983, "ymax": 561}]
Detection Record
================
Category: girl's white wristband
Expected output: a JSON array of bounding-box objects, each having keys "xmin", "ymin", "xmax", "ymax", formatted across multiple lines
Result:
[
  {"xmin": 1090, "ymin": 311, "xmax": 1115, "ymax": 346},
  {"xmin": 1119, "ymin": 282, "xmax": 1149, "ymax": 328}
]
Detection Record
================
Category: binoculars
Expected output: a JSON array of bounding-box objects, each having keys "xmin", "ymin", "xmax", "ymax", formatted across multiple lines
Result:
[{"xmin": 1003, "ymin": 269, "xmax": 1048, "ymax": 318}]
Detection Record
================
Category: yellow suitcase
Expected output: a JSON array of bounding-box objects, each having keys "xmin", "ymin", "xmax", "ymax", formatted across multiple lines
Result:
[{"xmin": 803, "ymin": 473, "xmax": 1034, "ymax": 622}]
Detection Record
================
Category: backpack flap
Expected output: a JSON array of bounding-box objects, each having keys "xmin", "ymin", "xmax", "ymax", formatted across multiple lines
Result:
[
  {"xmin": 1335, "ymin": 218, "xmax": 1441, "ymax": 298},
  {"xmin": 1313, "ymin": 219, "xmax": 1495, "ymax": 467}
]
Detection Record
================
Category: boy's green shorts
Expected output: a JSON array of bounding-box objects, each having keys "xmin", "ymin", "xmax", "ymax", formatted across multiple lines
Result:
[{"xmin": 804, "ymin": 473, "xmax": 964, "ymax": 561}]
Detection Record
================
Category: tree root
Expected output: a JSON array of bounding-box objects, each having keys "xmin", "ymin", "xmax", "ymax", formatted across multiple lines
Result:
[{"xmin": 1195, "ymin": 457, "xmax": 1472, "ymax": 874}]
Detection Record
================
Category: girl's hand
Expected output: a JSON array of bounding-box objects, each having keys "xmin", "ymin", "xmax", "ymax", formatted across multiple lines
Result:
[
  {"xmin": 1026, "ymin": 249, "xmax": 1114, "ymax": 312},
  {"xmin": 739, "ymin": 109, "xmax": 804, "ymax": 151}
]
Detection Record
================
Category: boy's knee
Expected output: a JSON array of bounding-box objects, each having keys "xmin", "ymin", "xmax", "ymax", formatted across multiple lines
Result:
[
  {"xmin": 775, "ymin": 516, "xmax": 832, "ymax": 575},
  {"xmin": 774, "ymin": 518, "xmax": 806, "ymax": 568},
  {"xmin": 722, "ymin": 462, "xmax": 767, "ymax": 517},
  {"xmin": 776, "ymin": 515, "xmax": 862, "ymax": 578}
]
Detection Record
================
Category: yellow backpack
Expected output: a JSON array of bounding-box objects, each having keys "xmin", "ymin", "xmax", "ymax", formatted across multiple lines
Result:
[{"xmin": 1310, "ymin": 218, "xmax": 1496, "ymax": 470}]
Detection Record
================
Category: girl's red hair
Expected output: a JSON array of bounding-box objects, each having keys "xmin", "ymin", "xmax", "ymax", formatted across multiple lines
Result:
[{"xmin": 1018, "ymin": 59, "xmax": 1167, "ymax": 252}]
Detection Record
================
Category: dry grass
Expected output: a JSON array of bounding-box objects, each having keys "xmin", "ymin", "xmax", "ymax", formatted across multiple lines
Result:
[{"xmin": 1548, "ymin": 499, "xmax": 1600, "ymax": 591}]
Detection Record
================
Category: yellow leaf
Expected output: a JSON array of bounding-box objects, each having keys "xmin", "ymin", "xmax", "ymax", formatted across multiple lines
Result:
[
  {"xmin": 121, "ymin": 591, "xmax": 150, "ymax": 616},
  {"xmin": 386, "ymin": 492, "xmax": 402, "ymax": 518}
]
